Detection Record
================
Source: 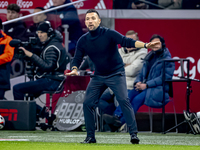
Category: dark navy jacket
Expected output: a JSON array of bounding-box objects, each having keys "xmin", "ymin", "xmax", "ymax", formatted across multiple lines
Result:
[
  {"xmin": 134, "ymin": 48, "xmax": 175, "ymax": 108},
  {"xmin": 72, "ymin": 26, "xmax": 137, "ymax": 76}
]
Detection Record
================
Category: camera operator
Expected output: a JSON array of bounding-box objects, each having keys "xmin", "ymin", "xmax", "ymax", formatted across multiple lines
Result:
[{"xmin": 13, "ymin": 21, "xmax": 67, "ymax": 102}]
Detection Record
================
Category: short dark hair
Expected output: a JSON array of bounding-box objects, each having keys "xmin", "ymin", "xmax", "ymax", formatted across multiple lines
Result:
[
  {"xmin": 86, "ymin": 9, "xmax": 100, "ymax": 18},
  {"xmin": 34, "ymin": 7, "xmax": 46, "ymax": 15},
  {"xmin": 34, "ymin": 7, "xmax": 45, "ymax": 11},
  {"xmin": 150, "ymin": 34, "xmax": 166, "ymax": 49},
  {"xmin": 7, "ymin": 4, "xmax": 20, "ymax": 13}
]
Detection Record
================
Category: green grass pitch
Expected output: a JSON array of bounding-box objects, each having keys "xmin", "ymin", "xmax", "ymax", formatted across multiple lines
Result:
[{"xmin": 0, "ymin": 130, "xmax": 200, "ymax": 150}]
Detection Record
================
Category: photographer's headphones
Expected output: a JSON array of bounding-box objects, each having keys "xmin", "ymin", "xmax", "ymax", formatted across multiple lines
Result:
[{"xmin": 45, "ymin": 21, "xmax": 53, "ymax": 34}]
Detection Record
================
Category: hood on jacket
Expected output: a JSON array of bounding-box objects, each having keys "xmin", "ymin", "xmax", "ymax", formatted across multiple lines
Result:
[{"xmin": 144, "ymin": 47, "xmax": 171, "ymax": 62}]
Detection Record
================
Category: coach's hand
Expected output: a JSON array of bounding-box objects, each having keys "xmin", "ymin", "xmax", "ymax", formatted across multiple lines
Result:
[
  {"xmin": 65, "ymin": 69, "xmax": 79, "ymax": 76},
  {"xmin": 146, "ymin": 41, "xmax": 161, "ymax": 49}
]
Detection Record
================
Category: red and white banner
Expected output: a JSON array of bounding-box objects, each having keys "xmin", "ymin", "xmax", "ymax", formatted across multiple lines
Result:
[
  {"xmin": 115, "ymin": 19, "xmax": 200, "ymax": 113},
  {"xmin": 0, "ymin": 0, "xmax": 113, "ymax": 9}
]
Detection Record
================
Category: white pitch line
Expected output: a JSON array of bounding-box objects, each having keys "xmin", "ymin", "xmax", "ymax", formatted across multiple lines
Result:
[
  {"xmin": 8, "ymin": 136, "xmax": 38, "ymax": 137},
  {"xmin": 0, "ymin": 139, "xmax": 29, "ymax": 141}
]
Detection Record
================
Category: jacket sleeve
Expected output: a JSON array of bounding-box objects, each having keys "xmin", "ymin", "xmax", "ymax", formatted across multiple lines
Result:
[
  {"xmin": 30, "ymin": 46, "xmax": 59, "ymax": 71},
  {"xmin": 71, "ymin": 38, "xmax": 85, "ymax": 69},
  {"xmin": 146, "ymin": 60, "xmax": 175, "ymax": 88},
  {"xmin": 0, "ymin": 36, "xmax": 14, "ymax": 65},
  {"xmin": 108, "ymin": 29, "xmax": 137, "ymax": 48}
]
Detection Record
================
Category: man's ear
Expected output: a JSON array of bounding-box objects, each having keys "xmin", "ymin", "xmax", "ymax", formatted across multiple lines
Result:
[{"xmin": 99, "ymin": 19, "xmax": 101, "ymax": 25}]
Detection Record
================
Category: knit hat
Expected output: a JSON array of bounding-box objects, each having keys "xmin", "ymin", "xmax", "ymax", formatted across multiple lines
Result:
[
  {"xmin": 37, "ymin": 21, "xmax": 53, "ymax": 33},
  {"xmin": 0, "ymin": 19, "xmax": 2, "ymax": 30}
]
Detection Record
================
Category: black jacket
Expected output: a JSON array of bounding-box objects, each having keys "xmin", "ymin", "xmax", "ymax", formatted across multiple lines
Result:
[
  {"xmin": 29, "ymin": 31, "xmax": 67, "ymax": 81},
  {"xmin": 4, "ymin": 21, "xmax": 30, "ymax": 42}
]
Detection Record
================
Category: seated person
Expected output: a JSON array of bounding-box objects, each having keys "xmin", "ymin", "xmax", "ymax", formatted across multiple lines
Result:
[
  {"xmin": 98, "ymin": 30, "xmax": 147, "ymax": 130},
  {"xmin": 12, "ymin": 21, "xmax": 67, "ymax": 117},
  {"xmin": 103, "ymin": 34, "xmax": 175, "ymax": 129},
  {"xmin": 27, "ymin": 7, "xmax": 47, "ymax": 36},
  {"xmin": 49, "ymin": 0, "xmax": 83, "ymax": 56},
  {"xmin": 3, "ymin": 4, "xmax": 30, "ymax": 41}
]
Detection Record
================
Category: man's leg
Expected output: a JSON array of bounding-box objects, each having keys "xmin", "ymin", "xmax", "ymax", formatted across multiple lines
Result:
[
  {"xmin": 13, "ymin": 78, "xmax": 61, "ymax": 100},
  {"xmin": 114, "ymin": 89, "xmax": 140, "ymax": 117},
  {"xmin": 82, "ymin": 76, "xmax": 107, "ymax": 143},
  {"xmin": 129, "ymin": 89, "xmax": 146, "ymax": 113},
  {"xmin": 113, "ymin": 89, "xmax": 146, "ymax": 126},
  {"xmin": 105, "ymin": 71, "xmax": 139, "ymax": 144},
  {"xmin": 0, "ymin": 89, "xmax": 5, "ymax": 100}
]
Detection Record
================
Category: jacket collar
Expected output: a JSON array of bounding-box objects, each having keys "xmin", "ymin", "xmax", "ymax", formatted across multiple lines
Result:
[{"xmin": 144, "ymin": 48, "xmax": 168, "ymax": 61}]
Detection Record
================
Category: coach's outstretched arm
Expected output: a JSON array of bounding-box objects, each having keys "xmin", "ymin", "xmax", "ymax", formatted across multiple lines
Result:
[{"xmin": 135, "ymin": 40, "xmax": 161, "ymax": 49}]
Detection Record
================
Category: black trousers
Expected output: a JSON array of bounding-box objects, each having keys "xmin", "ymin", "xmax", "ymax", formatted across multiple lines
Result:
[
  {"xmin": 0, "ymin": 89, "xmax": 6, "ymax": 100},
  {"xmin": 83, "ymin": 71, "xmax": 138, "ymax": 138}
]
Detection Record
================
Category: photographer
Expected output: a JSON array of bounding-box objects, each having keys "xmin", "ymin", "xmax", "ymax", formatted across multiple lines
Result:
[{"xmin": 13, "ymin": 21, "xmax": 67, "ymax": 101}]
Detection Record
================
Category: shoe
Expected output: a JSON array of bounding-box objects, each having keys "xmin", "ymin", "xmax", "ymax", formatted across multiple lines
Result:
[
  {"xmin": 130, "ymin": 134, "xmax": 140, "ymax": 144},
  {"xmin": 103, "ymin": 114, "xmax": 121, "ymax": 127},
  {"xmin": 81, "ymin": 137, "xmax": 96, "ymax": 143}
]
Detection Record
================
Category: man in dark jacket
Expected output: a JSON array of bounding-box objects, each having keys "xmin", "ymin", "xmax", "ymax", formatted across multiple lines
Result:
[
  {"xmin": 49, "ymin": 0, "xmax": 83, "ymax": 56},
  {"xmin": 105, "ymin": 34, "xmax": 175, "ymax": 128},
  {"xmin": 13, "ymin": 21, "xmax": 67, "ymax": 100},
  {"xmin": 66, "ymin": 9, "xmax": 161, "ymax": 144},
  {"xmin": 3, "ymin": 4, "xmax": 29, "ymax": 42},
  {"xmin": 0, "ymin": 19, "xmax": 14, "ymax": 100}
]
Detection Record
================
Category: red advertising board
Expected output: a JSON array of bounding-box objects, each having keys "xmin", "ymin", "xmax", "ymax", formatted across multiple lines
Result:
[
  {"xmin": 115, "ymin": 19, "xmax": 200, "ymax": 113},
  {"xmin": 0, "ymin": 0, "xmax": 113, "ymax": 9}
]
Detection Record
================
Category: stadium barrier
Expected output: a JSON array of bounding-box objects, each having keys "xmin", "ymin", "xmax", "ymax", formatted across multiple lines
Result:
[{"xmin": 0, "ymin": 100, "xmax": 36, "ymax": 130}]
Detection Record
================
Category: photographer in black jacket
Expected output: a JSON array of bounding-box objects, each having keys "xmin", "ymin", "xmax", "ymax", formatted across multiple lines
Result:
[{"xmin": 13, "ymin": 21, "xmax": 67, "ymax": 100}]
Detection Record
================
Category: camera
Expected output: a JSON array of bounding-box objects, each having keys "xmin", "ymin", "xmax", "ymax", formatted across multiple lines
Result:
[
  {"xmin": 9, "ymin": 37, "xmax": 40, "ymax": 59},
  {"xmin": 9, "ymin": 37, "xmax": 41, "ymax": 80}
]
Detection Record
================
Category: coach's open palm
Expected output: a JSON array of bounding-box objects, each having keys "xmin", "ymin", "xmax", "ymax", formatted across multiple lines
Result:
[{"xmin": 146, "ymin": 41, "xmax": 161, "ymax": 49}]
